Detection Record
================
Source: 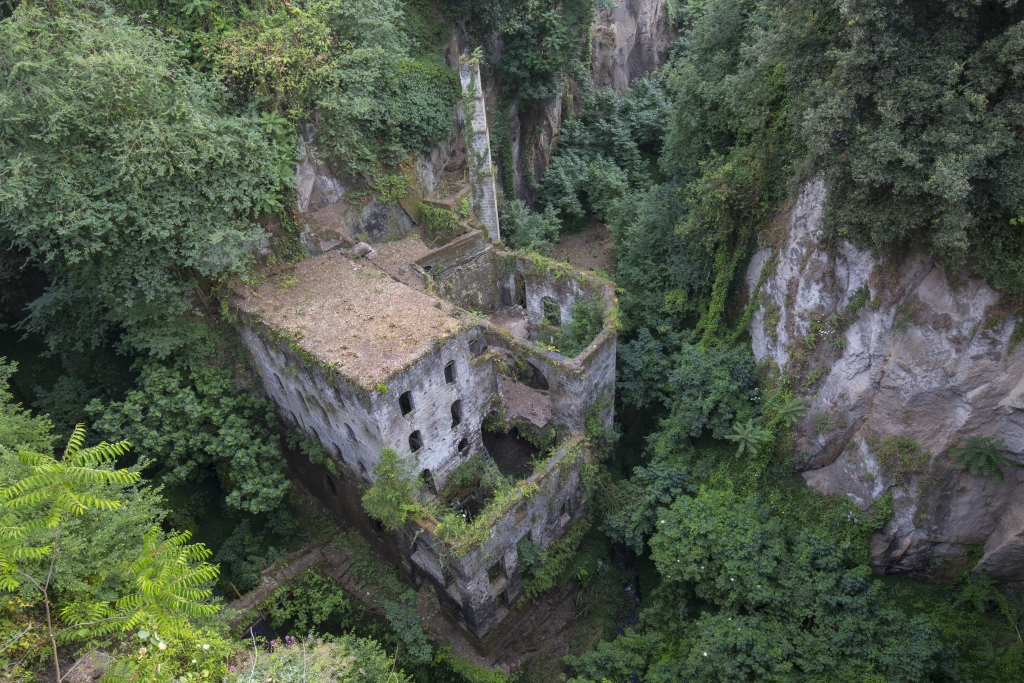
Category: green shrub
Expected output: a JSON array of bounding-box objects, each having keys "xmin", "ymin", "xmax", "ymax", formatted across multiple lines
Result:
[
  {"xmin": 226, "ymin": 634, "xmax": 409, "ymax": 683},
  {"xmin": 361, "ymin": 448, "xmax": 421, "ymax": 531},
  {"xmin": 266, "ymin": 568, "xmax": 350, "ymax": 635},
  {"xmin": 950, "ymin": 437, "xmax": 1015, "ymax": 482},
  {"xmin": 553, "ymin": 298, "xmax": 605, "ymax": 357},
  {"xmin": 422, "ymin": 203, "xmax": 459, "ymax": 238},
  {"xmin": 867, "ymin": 433, "xmax": 931, "ymax": 486}
]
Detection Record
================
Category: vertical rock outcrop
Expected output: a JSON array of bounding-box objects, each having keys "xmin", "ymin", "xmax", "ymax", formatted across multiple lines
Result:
[
  {"xmin": 747, "ymin": 181, "xmax": 1024, "ymax": 580},
  {"xmin": 591, "ymin": 0, "xmax": 673, "ymax": 93}
]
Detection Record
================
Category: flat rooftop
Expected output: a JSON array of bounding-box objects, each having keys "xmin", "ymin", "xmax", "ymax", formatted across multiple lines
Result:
[{"xmin": 233, "ymin": 250, "xmax": 470, "ymax": 388}]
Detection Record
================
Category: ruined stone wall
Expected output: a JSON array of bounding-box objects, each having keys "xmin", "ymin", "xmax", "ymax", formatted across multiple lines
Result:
[
  {"xmin": 459, "ymin": 61, "xmax": 500, "ymax": 242},
  {"xmin": 238, "ymin": 326, "xmax": 384, "ymax": 483},
  {"xmin": 417, "ymin": 233, "xmax": 511, "ymax": 314},
  {"xmin": 521, "ymin": 262, "xmax": 605, "ymax": 330},
  {"xmin": 407, "ymin": 440, "xmax": 589, "ymax": 640},
  {"xmin": 368, "ymin": 330, "xmax": 498, "ymax": 485}
]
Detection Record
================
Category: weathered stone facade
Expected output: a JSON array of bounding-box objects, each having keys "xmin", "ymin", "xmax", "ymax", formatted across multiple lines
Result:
[{"xmin": 233, "ymin": 229, "xmax": 615, "ymax": 641}]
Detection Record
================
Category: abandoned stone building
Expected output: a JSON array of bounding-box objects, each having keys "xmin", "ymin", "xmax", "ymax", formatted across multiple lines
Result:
[{"xmin": 231, "ymin": 61, "xmax": 617, "ymax": 643}]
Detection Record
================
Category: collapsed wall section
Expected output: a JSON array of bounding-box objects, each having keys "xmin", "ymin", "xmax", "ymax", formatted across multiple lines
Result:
[{"xmin": 406, "ymin": 438, "xmax": 590, "ymax": 640}]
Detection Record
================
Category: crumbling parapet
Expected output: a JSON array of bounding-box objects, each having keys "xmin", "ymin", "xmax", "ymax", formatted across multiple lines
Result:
[{"xmin": 459, "ymin": 56, "xmax": 500, "ymax": 243}]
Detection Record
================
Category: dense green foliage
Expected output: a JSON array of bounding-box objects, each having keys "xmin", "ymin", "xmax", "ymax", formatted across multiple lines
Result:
[
  {"xmin": 526, "ymin": 2, "xmax": 1024, "ymax": 680},
  {"xmin": 227, "ymin": 635, "xmax": 411, "ymax": 683},
  {"xmin": 89, "ymin": 362, "xmax": 290, "ymax": 513},
  {"xmin": 0, "ymin": 5, "xmax": 289, "ymax": 358},
  {"xmin": 362, "ymin": 447, "xmax": 420, "ymax": 531}
]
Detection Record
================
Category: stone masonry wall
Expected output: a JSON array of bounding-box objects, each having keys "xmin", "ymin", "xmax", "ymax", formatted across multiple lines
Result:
[
  {"xmin": 459, "ymin": 61, "xmax": 500, "ymax": 242},
  {"xmin": 239, "ymin": 326, "xmax": 383, "ymax": 483},
  {"xmin": 406, "ymin": 440, "xmax": 589, "ymax": 640},
  {"xmin": 367, "ymin": 329, "xmax": 497, "ymax": 486}
]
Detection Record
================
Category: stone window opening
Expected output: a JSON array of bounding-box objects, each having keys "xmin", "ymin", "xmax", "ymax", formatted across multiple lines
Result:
[
  {"xmin": 458, "ymin": 437, "xmax": 470, "ymax": 457},
  {"xmin": 345, "ymin": 423, "xmax": 358, "ymax": 443},
  {"xmin": 469, "ymin": 337, "xmax": 487, "ymax": 357},
  {"xmin": 451, "ymin": 400, "xmax": 463, "ymax": 428},
  {"xmin": 444, "ymin": 360, "xmax": 456, "ymax": 384},
  {"xmin": 487, "ymin": 562, "xmax": 503, "ymax": 584},
  {"xmin": 325, "ymin": 474, "xmax": 337, "ymax": 496},
  {"xmin": 409, "ymin": 430, "xmax": 423, "ymax": 453},
  {"xmin": 399, "ymin": 391, "xmax": 414, "ymax": 416},
  {"xmin": 542, "ymin": 296, "xmax": 561, "ymax": 327},
  {"xmin": 420, "ymin": 469, "xmax": 437, "ymax": 495}
]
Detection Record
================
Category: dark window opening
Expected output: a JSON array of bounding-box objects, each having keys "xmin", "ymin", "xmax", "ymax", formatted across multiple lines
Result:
[
  {"xmin": 458, "ymin": 437, "xmax": 470, "ymax": 456},
  {"xmin": 345, "ymin": 424, "xmax": 358, "ymax": 443},
  {"xmin": 399, "ymin": 391, "xmax": 414, "ymax": 416},
  {"xmin": 487, "ymin": 563, "xmax": 503, "ymax": 584},
  {"xmin": 325, "ymin": 474, "xmax": 337, "ymax": 496},
  {"xmin": 444, "ymin": 360, "xmax": 456, "ymax": 384},
  {"xmin": 524, "ymin": 361, "xmax": 549, "ymax": 391},
  {"xmin": 560, "ymin": 501, "xmax": 567, "ymax": 517},
  {"xmin": 423, "ymin": 264, "xmax": 432, "ymax": 272},
  {"xmin": 500, "ymin": 284, "xmax": 513, "ymax": 307},
  {"xmin": 420, "ymin": 469, "xmax": 437, "ymax": 495},
  {"xmin": 469, "ymin": 337, "xmax": 487, "ymax": 357},
  {"xmin": 409, "ymin": 430, "xmax": 423, "ymax": 453},
  {"xmin": 542, "ymin": 296, "xmax": 561, "ymax": 327},
  {"xmin": 451, "ymin": 400, "xmax": 462, "ymax": 428}
]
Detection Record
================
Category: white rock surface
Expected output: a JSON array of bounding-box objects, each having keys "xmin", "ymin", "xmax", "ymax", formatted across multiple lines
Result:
[{"xmin": 747, "ymin": 180, "xmax": 1024, "ymax": 579}]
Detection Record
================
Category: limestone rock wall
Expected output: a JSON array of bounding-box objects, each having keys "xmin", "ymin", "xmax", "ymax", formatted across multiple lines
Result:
[
  {"xmin": 746, "ymin": 180, "xmax": 1024, "ymax": 580},
  {"xmin": 591, "ymin": 0, "xmax": 673, "ymax": 93}
]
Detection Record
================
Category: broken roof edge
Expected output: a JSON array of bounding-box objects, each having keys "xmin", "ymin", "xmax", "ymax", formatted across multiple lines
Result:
[{"xmin": 237, "ymin": 308, "xmax": 479, "ymax": 395}]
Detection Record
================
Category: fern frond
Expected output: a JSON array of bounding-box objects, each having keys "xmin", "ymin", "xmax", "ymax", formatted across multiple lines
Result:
[{"xmin": 64, "ymin": 423, "xmax": 87, "ymax": 457}]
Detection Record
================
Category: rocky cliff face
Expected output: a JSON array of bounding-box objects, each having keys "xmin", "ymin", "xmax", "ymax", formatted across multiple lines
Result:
[
  {"xmin": 746, "ymin": 180, "xmax": 1024, "ymax": 581},
  {"xmin": 591, "ymin": 0, "xmax": 673, "ymax": 93},
  {"xmin": 500, "ymin": 0, "xmax": 674, "ymax": 201}
]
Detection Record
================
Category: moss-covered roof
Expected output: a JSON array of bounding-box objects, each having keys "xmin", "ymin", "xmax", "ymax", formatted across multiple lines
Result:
[{"xmin": 234, "ymin": 251, "xmax": 471, "ymax": 388}]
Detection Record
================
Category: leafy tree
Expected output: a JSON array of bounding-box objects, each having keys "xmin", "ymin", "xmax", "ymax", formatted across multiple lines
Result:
[
  {"xmin": 0, "ymin": 4, "xmax": 291, "ymax": 357},
  {"xmin": 89, "ymin": 362, "xmax": 290, "ymax": 514},
  {"xmin": 950, "ymin": 437, "xmax": 1016, "ymax": 482},
  {"xmin": 1, "ymin": 424, "xmax": 138, "ymax": 680},
  {"xmin": 362, "ymin": 448, "xmax": 420, "ymax": 531},
  {"xmin": 500, "ymin": 200, "xmax": 561, "ymax": 251},
  {"xmin": 725, "ymin": 418, "xmax": 772, "ymax": 457},
  {"xmin": 495, "ymin": 0, "xmax": 596, "ymax": 101}
]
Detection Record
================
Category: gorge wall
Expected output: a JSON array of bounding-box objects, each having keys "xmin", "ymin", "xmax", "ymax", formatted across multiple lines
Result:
[{"xmin": 746, "ymin": 180, "xmax": 1024, "ymax": 581}]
